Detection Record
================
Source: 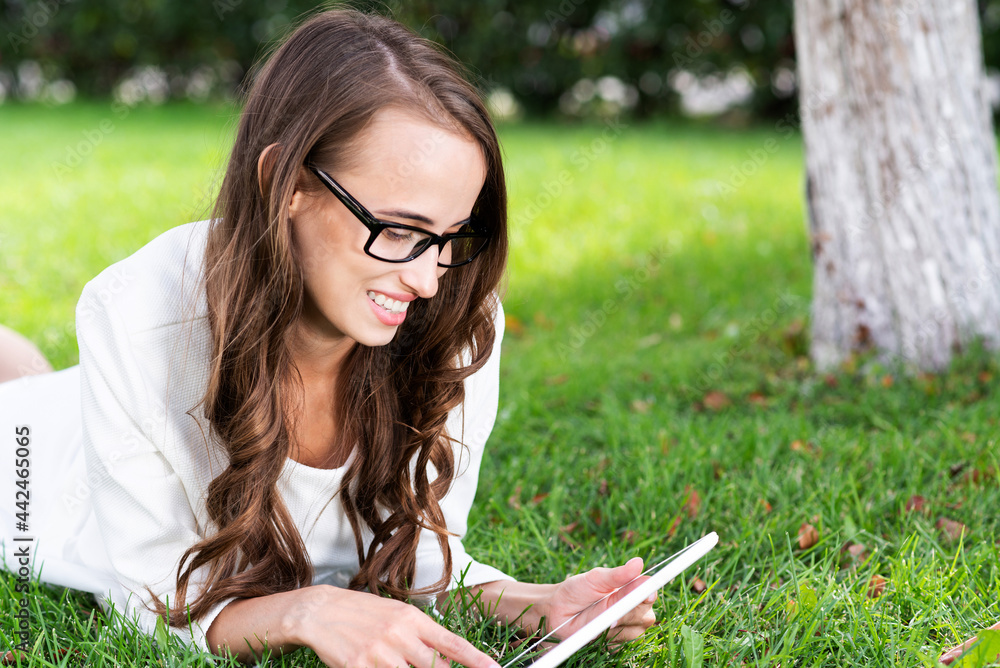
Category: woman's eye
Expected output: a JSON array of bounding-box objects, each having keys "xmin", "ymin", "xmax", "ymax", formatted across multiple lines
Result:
[{"xmin": 383, "ymin": 228, "xmax": 414, "ymax": 242}]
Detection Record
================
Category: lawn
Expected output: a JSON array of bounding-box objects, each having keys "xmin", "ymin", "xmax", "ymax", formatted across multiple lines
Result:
[{"xmin": 1, "ymin": 101, "xmax": 998, "ymax": 667}]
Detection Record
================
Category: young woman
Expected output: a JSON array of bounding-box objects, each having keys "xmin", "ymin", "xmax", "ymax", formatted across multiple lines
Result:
[{"xmin": 0, "ymin": 9, "xmax": 656, "ymax": 668}]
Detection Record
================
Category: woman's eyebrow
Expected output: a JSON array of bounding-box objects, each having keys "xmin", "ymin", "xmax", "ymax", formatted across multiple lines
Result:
[
  {"xmin": 374, "ymin": 209, "xmax": 469, "ymax": 229},
  {"xmin": 375, "ymin": 208, "xmax": 433, "ymax": 224}
]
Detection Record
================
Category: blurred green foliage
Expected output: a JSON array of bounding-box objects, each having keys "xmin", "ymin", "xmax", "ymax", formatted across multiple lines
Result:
[
  {"xmin": 2, "ymin": 0, "xmax": 1000, "ymax": 118},
  {"xmin": 0, "ymin": 0, "xmax": 789, "ymax": 117}
]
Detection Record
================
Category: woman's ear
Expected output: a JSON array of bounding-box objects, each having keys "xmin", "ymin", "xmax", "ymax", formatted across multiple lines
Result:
[{"xmin": 257, "ymin": 143, "xmax": 281, "ymax": 197}]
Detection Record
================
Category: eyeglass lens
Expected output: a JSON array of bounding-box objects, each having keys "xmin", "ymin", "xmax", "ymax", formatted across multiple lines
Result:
[{"xmin": 370, "ymin": 224, "xmax": 487, "ymax": 266}]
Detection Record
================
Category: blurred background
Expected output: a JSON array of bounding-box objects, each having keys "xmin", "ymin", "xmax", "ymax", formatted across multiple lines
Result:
[{"xmin": 2, "ymin": 0, "xmax": 1000, "ymax": 122}]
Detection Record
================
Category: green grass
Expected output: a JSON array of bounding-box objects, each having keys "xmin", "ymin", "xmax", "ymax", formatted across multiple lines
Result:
[{"xmin": 1, "ymin": 101, "xmax": 998, "ymax": 667}]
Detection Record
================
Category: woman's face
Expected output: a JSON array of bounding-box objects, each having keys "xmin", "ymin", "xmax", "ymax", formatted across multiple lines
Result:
[{"xmin": 287, "ymin": 107, "xmax": 487, "ymax": 354}]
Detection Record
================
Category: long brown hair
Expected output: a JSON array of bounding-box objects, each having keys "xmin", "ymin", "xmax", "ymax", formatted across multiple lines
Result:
[{"xmin": 150, "ymin": 8, "xmax": 508, "ymax": 626}]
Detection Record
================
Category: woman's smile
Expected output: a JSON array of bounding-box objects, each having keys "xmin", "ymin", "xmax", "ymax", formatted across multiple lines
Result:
[{"xmin": 366, "ymin": 289, "xmax": 410, "ymax": 326}]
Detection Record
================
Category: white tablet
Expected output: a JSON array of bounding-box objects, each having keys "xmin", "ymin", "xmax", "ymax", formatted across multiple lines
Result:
[{"xmin": 505, "ymin": 532, "xmax": 718, "ymax": 668}]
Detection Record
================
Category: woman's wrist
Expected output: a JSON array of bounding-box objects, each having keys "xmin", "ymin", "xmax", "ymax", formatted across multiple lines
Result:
[
  {"xmin": 276, "ymin": 584, "xmax": 335, "ymax": 648},
  {"xmin": 207, "ymin": 585, "xmax": 327, "ymax": 659}
]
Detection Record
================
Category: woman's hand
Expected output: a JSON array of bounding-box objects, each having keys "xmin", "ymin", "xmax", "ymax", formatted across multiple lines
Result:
[
  {"xmin": 469, "ymin": 558, "xmax": 657, "ymax": 650},
  {"xmin": 542, "ymin": 557, "xmax": 656, "ymax": 644},
  {"xmin": 291, "ymin": 586, "xmax": 501, "ymax": 668},
  {"xmin": 939, "ymin": 621, "xmax": 1000, "ymax": 665},
  {"xmin": 209, "ymin": 584, "xmax": 500, "ymax": 668}
]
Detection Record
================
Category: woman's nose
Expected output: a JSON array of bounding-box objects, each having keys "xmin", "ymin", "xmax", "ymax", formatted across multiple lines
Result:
[{"xmin": 399, "ymin": 245, "xmax": 447, "ymax": 299}]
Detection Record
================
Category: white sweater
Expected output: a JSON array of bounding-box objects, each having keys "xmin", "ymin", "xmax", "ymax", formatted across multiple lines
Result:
[{"xmin": 0, "ymin": 220, "xmax": 510, "ymax": 651}]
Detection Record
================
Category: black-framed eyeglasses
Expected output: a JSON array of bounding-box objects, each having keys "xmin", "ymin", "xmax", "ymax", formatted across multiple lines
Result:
[{"xmin": 307, "ymin": 164, "xmax": 490, "ymax": 268}]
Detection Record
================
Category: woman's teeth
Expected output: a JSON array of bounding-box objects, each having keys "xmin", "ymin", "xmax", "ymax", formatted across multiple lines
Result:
[{"xmin": 367, "ymin": 290, "xmax": 409, "ymax": 314}]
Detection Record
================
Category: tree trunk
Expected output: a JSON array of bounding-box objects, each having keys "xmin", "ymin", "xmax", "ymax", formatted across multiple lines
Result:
[{"xmin": 795, "ymin": 0, "xmax": 1000, "ymax": 371}]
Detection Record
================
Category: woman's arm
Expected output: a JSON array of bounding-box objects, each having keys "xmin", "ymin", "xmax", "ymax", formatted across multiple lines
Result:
[{"xmin": 206, "ymin": 584, "xmax": 501, "ymax": 668}]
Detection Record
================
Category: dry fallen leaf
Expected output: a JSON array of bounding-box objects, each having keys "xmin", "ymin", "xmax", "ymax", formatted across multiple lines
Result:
[
  {"xmin": 2, "ymin": 651, "xmax": 25, "ymax": 666},
  {"xmin": 867, "ymin": 574, "xmax": 887, "ymax": 598},
  {"xmin": 507, "ymin": 484, "xmax": 523, "ymax": 510},
  {"xmin": 667, "ymin": 516, "xmax": 681, "ymax": 537},
  {"xmin": 691, "ymin": 577, "xmax": 707, "ymax": 593},
  {"xmin": 530, "ymin": 492, "xmax": 548, "ymax": 505},
  {"xmin": 881, "ymin": 374, "xmax": 894, "ymax": 388},
  {"xmin": 533, "ymin": 311, "xmax": 554, "ymax": 329},
  {"xmin": 505, "ymin": 313, "xmax": 525, "ymax": 337},
  {"xmin": 839, "ymin": 542, "xmax": 869, "ymax": 570},
  {"xmin": 790, "ymin": 440, "xmax": 820, "ymax": 456},
  {"xmin": 797, "ymin": 522, "xmax": 819, "ymax": 550},
  {"xmin": 631, "ymin": 398, "xmax": 652, "ymax": 414},
  {"xmin": 969, "ymin": 468, "xmax": 995, "ymax": 484},
  {"xmin": 683, "ymin": 486, "xmax": 702, "ymax": 519},
  {"xmin": 760, "ymin": 499, "xmax": 773, "ymax": 514},
  {"xmin": 659, "ymin": 431, "xmax": 671, "ymax": 455},
  {"xmin": 637, "ymin": 333, "xmax": 662, "ymax": 349},
  {"xmin": 904, "ymin": 495, "xmax": 926, "ymax": 513},
  {"xmin": 598, "ymin": 479, "xmax": 609, "ymax": 497},
  {"xmin": 589, "ymin": 507, "xmax": 603, "ymax": 526},
  {"xmin": 747, "ymin": 392, "xmax": 769, "ymax": 407},
  {"xmin": 936, "ymin": 517, "xmax": 969, "ymax": 543},
  {"xmin": 558, "ymin": 522, "xmax": 581, "ymax": 550},
  {"xmin": 621, "ymin": 529, "xmax": 638, "ymax": 545},
  {"xmin": 846, "ymin": 544, "xmax": 867, "ymax": 559},
  {"xmin": 703, "ymin": 391, "xmax": 731, "ymax": 411}
]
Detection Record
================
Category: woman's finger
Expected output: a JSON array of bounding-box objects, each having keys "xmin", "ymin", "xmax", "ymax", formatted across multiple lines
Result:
[
  {"xmin": 608, "ymin": 602, "xmax": 656, "ymax": 642},
  {"xmin": 939, "ymin": 637, "xmax": 978, "ymax": 666},
  {"xmin": 409, "ymin": 646, "xmax": 452, "ymax": 668},
  {"xmin": 609, "ymin": 588, "xmax": 656, "ymax": 633},
  {"xmin": 580, "ymin": 558, "xmax": 645, "ymax": 594},
  {"xmin": 614, "ymin": 600, "xmax": 656, "ymax": 630},
  {"xmin": 417, "ymin": 620, "xmax": 499, "ymax": 668},
  {"xmin": 601, "ymin": 574, "xmax": 651, "ymax": 611}
]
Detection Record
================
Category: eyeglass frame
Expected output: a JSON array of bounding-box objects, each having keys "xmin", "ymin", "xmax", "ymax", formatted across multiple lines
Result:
[{"xmin": 306, "ymin": 164, "xmax": 490, "ymax": 268}]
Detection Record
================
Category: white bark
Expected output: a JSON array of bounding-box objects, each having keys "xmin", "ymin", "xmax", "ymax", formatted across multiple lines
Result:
[{"xmin": 795, "ymin": 0, "xmax": 1000, "ymax": 370}]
